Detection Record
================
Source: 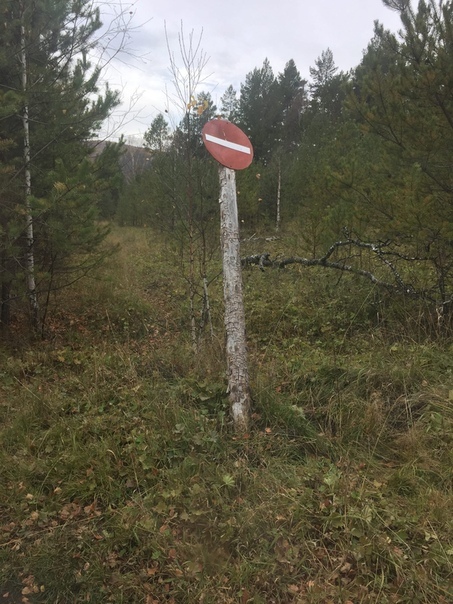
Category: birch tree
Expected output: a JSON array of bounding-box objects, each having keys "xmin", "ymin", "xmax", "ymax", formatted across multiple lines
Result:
[
  {"xmin": 19, "ymin": 2, "xmax": 39, "ymax": 329},
  {"xmin": 163, "ymin": 25, "xmax": 218, "ymax": 351},
  {"xmin": 0, "ymin": 0, "xmax": 126, "ymax": 332}
]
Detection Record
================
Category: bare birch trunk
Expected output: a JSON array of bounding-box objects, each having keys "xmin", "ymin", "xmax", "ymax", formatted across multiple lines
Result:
[
  {"xmin": 219, "ymin": 166, "xmax": 250, "ymax": 432},
  {"xmin": 187, "ymin": 216, "xmax": 197, "ymax": 351},
  {"xmin": 187, "ymin": 139, "xmax": 198, "ymax": 353},
  {"xmin": 276, "ymin": 160, "xmax": 281, "ymax": 233},
  {"xmin": 20, "ymin": 9, "xmax": 39, "ymax": 330}
]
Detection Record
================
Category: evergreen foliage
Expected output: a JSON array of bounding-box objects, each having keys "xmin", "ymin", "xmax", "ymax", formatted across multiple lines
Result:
[
  {"xmin": 345, "ymin": 0, "xmax": 453, "ymax": 304},
  {"xmin": 144, "ymin": 114, "xmax": 170, "ymax": 152},
  {"xmin": 236, "ymin": 59, "xmax": 282, "ymax": 162},
  {"xmin": 219, "ymin": 84, "xmax": 239, "ymax": 121},
  {"xmin": 0, "ymin": 0, "xmax": 123, "ymax": 330},
  {"xmin": 117, "ymin": 2, "xmax": 453, "ymax": 311}
]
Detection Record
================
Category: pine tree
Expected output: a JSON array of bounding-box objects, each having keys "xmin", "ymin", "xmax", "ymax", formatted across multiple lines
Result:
[
  {"xmin": 308, "ymin": 48, "xmax": 348, "ymax": 119},
  {"xmin": 144, "ymin": 114, "xmax": 170, "ymax": 152},
  {"xmin": 348, "ymin": 0, "xmax": 453, "ymax": 303},
  {"xmin": 0, "ymin": 0, "xmax": 121, "ymax": 331},
  {"xmin": 220, "ymin": 85, "xmax": 239, "ymax": 121},
  {"xmin": 278, "ymin": 59, "xmax": 307, "ymax": 151},
  {"xmin": 309, "ymin": 48, "xmax": 338, "ymax": 97},
  {"xmin": 237, "ymin": 59, "xmax": 281, "ymax": 162}
]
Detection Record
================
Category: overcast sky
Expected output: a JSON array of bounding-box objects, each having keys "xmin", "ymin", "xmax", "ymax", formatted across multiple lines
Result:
[{"xmin": 96, "ymin": 0, "xmax": 403, "ymax": 142}]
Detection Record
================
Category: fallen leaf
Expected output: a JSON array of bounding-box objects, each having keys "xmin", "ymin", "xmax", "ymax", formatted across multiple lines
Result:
[
  {"xmin": 340, "ymin": 561, "xmax": 352, "ymax": 574},
  {"xmin": 241, "ymin": 588, "xmax": 251, "ymax": 603}
]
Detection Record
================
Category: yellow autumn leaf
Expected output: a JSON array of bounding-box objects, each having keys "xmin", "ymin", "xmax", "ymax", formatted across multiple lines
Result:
[
  {"xmin": 197, "ymin": 99, "xmax": 209, "ymax": 114},
  {"xmin": 187, "ymin": 95, "xmax": 197, "ymax": 110}
]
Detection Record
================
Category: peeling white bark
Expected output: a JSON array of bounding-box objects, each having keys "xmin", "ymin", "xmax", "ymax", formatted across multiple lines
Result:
[
  {"xmin": 219, "ymin": 166, "xmax": 250, "ymax": 432},
  {"xmin": 20, "ymin": 9, "xmax": 39, "ymax": 330}
]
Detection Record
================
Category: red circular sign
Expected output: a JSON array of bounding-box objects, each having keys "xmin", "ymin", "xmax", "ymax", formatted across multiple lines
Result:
[{"xmin": 202, "ymin": 119, "xmax": 253, "ymax": 170}]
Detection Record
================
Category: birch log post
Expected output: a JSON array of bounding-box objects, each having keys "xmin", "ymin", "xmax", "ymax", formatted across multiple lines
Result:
[{"xmin": 219, "ymin": 165, "xmax": 251, "ymax": 432}]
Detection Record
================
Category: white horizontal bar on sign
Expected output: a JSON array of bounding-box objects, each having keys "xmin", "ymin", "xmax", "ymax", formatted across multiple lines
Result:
[{"xmin": 205, "ymin": 133, "xmax": 251, "ymax": 154}]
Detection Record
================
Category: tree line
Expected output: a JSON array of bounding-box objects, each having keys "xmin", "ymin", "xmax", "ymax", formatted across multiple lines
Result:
[
  {"xmin": 1, "ymin": 0, "xmax": 452, "ymax": 335},
  {"xmin": 120, "ymin": 0, "xmax": 453, "ymax": 322}
]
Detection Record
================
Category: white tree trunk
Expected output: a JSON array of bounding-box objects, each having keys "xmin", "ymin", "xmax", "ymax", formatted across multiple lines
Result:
[
  {"xmin": 219, "ymin": 166, "xmax": 250, "ymax": 432},
  {"xmin": 20, "ymin": 9, "xmax": 39, "ymax": 330},
  {"xmin": 276, "ymin": 160, "xmax": 281, "ymax": 233}
]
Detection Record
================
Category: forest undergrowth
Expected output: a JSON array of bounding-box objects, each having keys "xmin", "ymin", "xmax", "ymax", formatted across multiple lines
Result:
[{"xmin": 1, "ymin": 226, "xmax": 452, "ymax": 603}]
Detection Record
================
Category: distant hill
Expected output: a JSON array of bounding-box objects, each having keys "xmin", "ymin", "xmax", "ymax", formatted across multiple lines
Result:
[{"xmin": 89, "ymin": 140, "xmax": 153, "ymax": 182}]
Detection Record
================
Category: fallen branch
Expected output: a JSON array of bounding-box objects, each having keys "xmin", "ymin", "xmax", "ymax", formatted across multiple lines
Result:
[
  {"xmin": 241, "ymin": 236, "xmax": 430, "ymax": 299},
  {"xmin": 242, "ymin": 251, "xmax": 406, "ymax": 291}
]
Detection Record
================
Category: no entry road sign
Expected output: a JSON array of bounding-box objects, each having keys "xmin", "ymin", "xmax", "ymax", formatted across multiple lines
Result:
[{"xmin": 202, "ymin": 119, "xmax": 253, "ymax": 170}]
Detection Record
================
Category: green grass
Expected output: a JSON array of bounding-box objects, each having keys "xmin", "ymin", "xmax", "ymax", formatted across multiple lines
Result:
[{"xmin": 1, "ymin": 226, "xmax": 452, "ymax": 603}]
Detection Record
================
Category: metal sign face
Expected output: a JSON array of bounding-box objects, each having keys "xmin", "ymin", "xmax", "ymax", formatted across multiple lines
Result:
[{"xmin": 202, "ymin": 119, "xmax": 253, "ymax": 170}]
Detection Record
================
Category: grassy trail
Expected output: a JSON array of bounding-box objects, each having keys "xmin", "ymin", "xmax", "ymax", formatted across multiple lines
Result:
[{"xmin": 1, "ymin": 227, "xmax": 452, "ymax": 603}]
